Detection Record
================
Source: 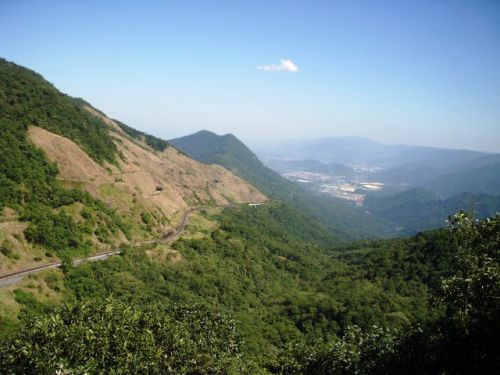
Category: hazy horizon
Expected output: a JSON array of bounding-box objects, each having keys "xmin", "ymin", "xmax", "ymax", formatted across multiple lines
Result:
[
  {"xmin": 1, "ymin": 0, "xmax": 499, "ymax": 152},
  {"xmin": 180, "ymin": 130, "xmax": 498, "ymax": 155}
]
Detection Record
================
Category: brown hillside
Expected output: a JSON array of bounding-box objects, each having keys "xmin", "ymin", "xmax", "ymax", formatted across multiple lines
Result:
[
  {"xmin": 0, "ymin": 112, "xmax": 264, "ymax": 278},
  {"xmin": 28, "ymin": 121, "xmax": 265, "ymax": 218}
]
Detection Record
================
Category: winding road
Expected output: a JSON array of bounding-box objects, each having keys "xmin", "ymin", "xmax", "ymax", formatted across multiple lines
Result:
[{"xmin": 0, "ymin": 208, "xmax": 196, "ymax": 288}]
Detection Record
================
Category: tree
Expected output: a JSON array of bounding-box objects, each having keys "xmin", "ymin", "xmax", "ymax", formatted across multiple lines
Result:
[
  {"xmin": 380, "ymin": 213, "xmax": 500, "ymax": 374},
  {"xmin": 0, "ymin": 298, "xmax": 257, "ymax": 374}
]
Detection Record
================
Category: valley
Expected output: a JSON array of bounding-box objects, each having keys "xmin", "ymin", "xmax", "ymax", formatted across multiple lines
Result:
[
  {"xmin": 280, "ymin": 169, "xmax": 384, "ymax": 206},
  {"xmin": 0, "ymin": 55, "xmax": 498, "ymax": 374},
  {"xmin": 170, "ymin": 131, "xmax": 397, "ymax": 241},
  {"xmin": 0, "ymin": 0, "xmax": 499, "ymax": 372},
  {"xmin": 250, "ymin": 138, "xmax": 500, "ymax": 235}
]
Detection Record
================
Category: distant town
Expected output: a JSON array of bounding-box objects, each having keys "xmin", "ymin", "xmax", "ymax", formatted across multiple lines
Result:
[{"xmin": 282, "ymin": 170, "xmax": 384, "ymax": 206}]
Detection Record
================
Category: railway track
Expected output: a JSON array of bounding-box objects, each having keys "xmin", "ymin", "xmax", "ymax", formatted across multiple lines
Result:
[
  {"xmin": 0, "ymin": 202, "xmax": 256, "ymax": 288},
  {"xmin": 0, "ymin": 208, "xmax": 193, "ymax": 287}
]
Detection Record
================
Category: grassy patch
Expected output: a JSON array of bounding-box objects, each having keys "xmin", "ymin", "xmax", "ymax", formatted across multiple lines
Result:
[
  {"xmin": 184, "ymin": 212, "xmax": 218, "ymax": 239},
  {"xmin": 99, "ymin": 184, "xmax": 134, "ymax": 208}
]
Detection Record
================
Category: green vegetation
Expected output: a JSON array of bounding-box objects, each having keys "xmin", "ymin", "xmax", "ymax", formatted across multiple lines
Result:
[
  {"xmin": 0, "ymin": 298, "xmax": 257, "ymax": 374},
  {"xmin": 377, "ymin": 212, "xmax": 500, "ymax": 374},
  {"xmin": 0, "ymin": 240, "xmax": 14, "ymax": 257},
  {"xmin": 364, "ymin": 187, "xmax": 500, "ymax": 235},
  {"xmin": 267, "ymin": 212, "xmax": 500, "ymax": 374},
  {"xmin": 428, "ymin": 162, "xmax": 500, "ymax": 197},
  {"xmin": 266, "ymin": 325, "xmax": 399, "ymax": 374},
  {"xmin": 0, "ymin": 58, "xmax": 116, "ymax": 163},
  {"xmin": 0, "ymin": 116, "xmax": 131, "ymax": 258},
  {"xmin": 0, "ymin": 58, "xmax": 498, "ymax": 373},
  {"xmin": 0, "ymin": 59, "xmax": 135, "ymax": 259},
  {"xmin": 57, "ymin": 204, "xmax": 430, "ymax": 361},
  {"xmin": 114, "ymin": 118, "xmax": 170, "ymax": 152},
  {"xmin": 2, "ymin": 208, "xmax": 498, "ymax": 373},
  {"xmin": 170, "ymin": 130, "xmax": 396, "ymax": 241}
]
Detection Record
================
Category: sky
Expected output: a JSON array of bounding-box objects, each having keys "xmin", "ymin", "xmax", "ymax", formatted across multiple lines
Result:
[{"xmin": 1, "ymin": 0, "xmax": 499, "ymax": 152}]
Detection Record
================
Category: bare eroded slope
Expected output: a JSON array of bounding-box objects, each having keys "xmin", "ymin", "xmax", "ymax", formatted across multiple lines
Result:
[{"xmin": 28, "ymin": 125, "xmax": 265, "ymax": 217}]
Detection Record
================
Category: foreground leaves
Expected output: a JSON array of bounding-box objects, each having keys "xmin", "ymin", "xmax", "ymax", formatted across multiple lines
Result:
[{"xmin": 0, "ymin": 298, "xmax": 259, "ymax": 374}]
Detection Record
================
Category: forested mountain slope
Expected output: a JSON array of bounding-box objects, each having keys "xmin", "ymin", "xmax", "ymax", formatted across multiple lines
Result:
[
  {"xmin": 2, "ymin": 203, "xmax": 498, "ymax": 373},
  {"xmin": 425, "ymin": 162, "xmax": 500, "ymax": 197},
  {"xmin": 0, "ymin": 58, "xmax": 264, "ymax": 277},
  {"xmin": 170, "ymin": 131, "xmax": 396, "ymax": 240},
  {"xmin": 0, "ymin": 202, "xmax": 451, "ymax": 363},
  {"xmin": 0, "ymin": 56, "xmax": 500, "ymax": 375},
  {"xmin": 365, "ymin": 188, "xmax": 500, "ymax": 234},
  {"xmin": 1, "ymin": 57, "xmax": 498, "ymax": 374}
]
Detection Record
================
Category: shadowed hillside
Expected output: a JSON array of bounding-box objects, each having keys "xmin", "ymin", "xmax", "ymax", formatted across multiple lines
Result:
[{"xmin": 365, "ymin": 188, "xmax": 500, "ymax": 234}]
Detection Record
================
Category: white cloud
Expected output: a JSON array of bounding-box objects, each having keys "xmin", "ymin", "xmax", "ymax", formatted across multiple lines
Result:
[{"xmin": 257, "ymin": 59, "xmax": 299, "ymax": 73}]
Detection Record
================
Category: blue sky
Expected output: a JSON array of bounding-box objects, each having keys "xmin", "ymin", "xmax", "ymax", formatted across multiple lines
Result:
[{"xmin": 1, "ymin": 0, "xmax": 499, "ymax": 152}]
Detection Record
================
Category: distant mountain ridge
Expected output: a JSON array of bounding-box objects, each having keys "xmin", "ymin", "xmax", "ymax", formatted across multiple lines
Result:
[
  {"xmin": 266, "ymin": 159, "xmax": 355, "ymax": 176},
  {"xmin": 425, "ymin": 163, "xmax": 500, "ymax": 197},
  {"xmin": 248, "ymin": 135, "xmax": 500, "ymax": 234},
  {"xmin": 253, "ymin": 136, "xmax": 500, "ymax": 197},
  {"xmin": 252, "ymin": 136, "xmax": 493, "ymax": 169},
  {"xmin": 170, "ymin": 130, "xmax": 396, "ymax": 240}
]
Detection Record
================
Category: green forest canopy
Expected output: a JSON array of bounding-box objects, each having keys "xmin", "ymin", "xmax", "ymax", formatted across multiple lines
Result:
[{"xmin": 2, "ymin": 205, "xmax": 498, "ymax": 373}]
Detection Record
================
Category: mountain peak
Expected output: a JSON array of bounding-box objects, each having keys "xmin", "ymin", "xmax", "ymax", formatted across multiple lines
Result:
[
  {"xmin": 191, "ymin": 130, "xmax": 239, "ymax": 141},
  {"xmin": 193, "ymin": 129, "xmax": 218, "ymax": 137}
]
